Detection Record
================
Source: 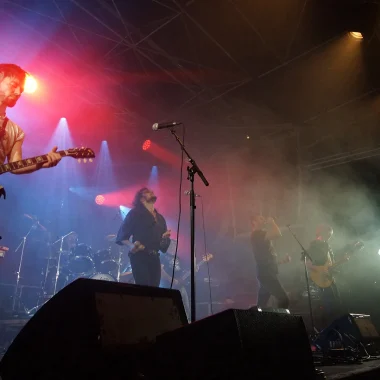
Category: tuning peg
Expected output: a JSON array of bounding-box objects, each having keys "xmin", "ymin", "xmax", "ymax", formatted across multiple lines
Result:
[
  {"xmin": 78, "ymin": 159, "xmax": 82, "ymax": 164},
  {"xmin": 89, "ymin": 159, "xmax": 93, "ymax": 163},
  {"xmin": 84, "ymin": 159, "xmax": 87, "ymax": 163}
]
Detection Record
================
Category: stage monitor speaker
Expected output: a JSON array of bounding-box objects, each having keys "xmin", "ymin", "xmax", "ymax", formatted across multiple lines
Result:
[
  {"xmin": 0, "ymin": 278, "xmax": 187, "ymax": 380},
  {"xmin": 153, "ymin": 308, "xmax": 317, "ymax": 379},
  {"xmin": 313, "ymin": 313, "xmax": 380, "ymax": 352}
]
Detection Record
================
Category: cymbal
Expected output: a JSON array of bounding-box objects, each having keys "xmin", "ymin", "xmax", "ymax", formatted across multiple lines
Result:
[
  {"xmin": 23, "ymin": 214, "xmax": 47, "ymax": 231},
  {"xmin": 106, "ymin": 234, "xmax": 116, "ymax": 242},
  {"xmin": 24, "ymin": 213, "xmax": 37, "ymax": 221}
]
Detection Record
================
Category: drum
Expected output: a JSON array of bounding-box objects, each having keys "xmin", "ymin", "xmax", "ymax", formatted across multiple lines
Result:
[
  {"xmin": 90, "ymin": 273, "xmax": 115, "ymax": 281},
  {"xmin": 67, "ymin": 244, "xmax": 94, "ymax": 276},
  {"xmin": 94, "ymin": 249, "xmax": 111, "ymax": 263},
  {"xmin": 67, "ymin": 256, "xmax": 95, "ymax": 277},
  {"xmin": 94, "ymin": 249, "xmax": 118, "ymax": 273},
  {"xmin": 73, "ymin": 243, "xmax": 92, "ymax": 257}
]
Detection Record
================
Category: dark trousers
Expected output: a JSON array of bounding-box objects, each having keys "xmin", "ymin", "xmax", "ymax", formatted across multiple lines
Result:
[
  {"xmin": 129, "ymin": 252, "xmax": 161, "ymax": 287},
  {"xmin": 257, "ymin": 272, "xmax": 290, "ymax": 309},
  {"xmin": 319, "ymin": 282, "xmax": 341, "ymax": 327}
]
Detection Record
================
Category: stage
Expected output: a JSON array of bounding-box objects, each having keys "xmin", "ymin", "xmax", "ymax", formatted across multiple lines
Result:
[
  {"xmin": 1, "ymin": 320, "xmax": 380, "ymax": 380},
  {"xmin": 322, "ymin": 358, "xmax": 380, "ymax": 379}
]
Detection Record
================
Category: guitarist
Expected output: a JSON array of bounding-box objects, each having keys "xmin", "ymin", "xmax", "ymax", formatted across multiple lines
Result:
[
  {"xmin": 160, "ymin": 253, "xmax": 190, "ymax": 321},
  {"xmin": 0, "ymin": 63, "xmax": 61, "ymax": 173},
  {"xmin": 307, "ymin": 224, "xmax": 345, "ymax": 325},
  {"xmin": 250, "ymin": 215, "xmax": 290, "ymax": 309}
]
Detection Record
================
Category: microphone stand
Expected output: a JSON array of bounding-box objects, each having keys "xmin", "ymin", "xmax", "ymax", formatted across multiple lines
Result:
[
  {"xmin": 169, "ymin": 128, "xmax": 209, "ymax": 323},
  {"xmin": 12, "ymin": 224, "xmax": 35, "ymax": 314},
  {"xmin": 52, "ymin": 231, "xmax": 74, "ymax": 296},
  {"xmin": 116, "ymin": 209, "xmax": 126, "ymax": 282},
  {"xmin": 287, "ymin": 225, "xmax": 317, "ymax": 337}
]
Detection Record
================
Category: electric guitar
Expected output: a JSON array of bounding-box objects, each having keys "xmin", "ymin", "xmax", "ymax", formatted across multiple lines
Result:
[
  {"xmin": 0, "ymin": 147, "xmax": 95, "ymax": 176},
  {"xmin": 177, "ymin": 253, "xmax": 213, "ymax": 286},
  {"xmin": 309, "ymin": 241, "xmax": 364, "ymax": 288}
]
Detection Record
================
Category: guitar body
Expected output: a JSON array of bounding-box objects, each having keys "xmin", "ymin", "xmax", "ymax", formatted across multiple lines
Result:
[
  {"xmin": 309, "ymin": 265, "xmax": 334, "ymax": 288},
  {"xmin": 309, "ymin": 241, "xmax": 364, "ymax": 288}
]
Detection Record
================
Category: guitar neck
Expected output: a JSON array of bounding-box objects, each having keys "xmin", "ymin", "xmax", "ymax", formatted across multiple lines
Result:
[
  {"xmin": 0, "ymin": 151, "xmax": 68, "ymax": 174},
  {"xmin": 181, "ymin": 260, "xmax": 206, "ymax": 281},
  {"xmin": 330, "ymin": 258, "xmax": 348, "ymax": 269}
]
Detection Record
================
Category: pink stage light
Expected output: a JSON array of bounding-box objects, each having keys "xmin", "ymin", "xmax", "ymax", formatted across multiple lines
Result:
[{"xmin": 95, "ymin": 195, "xmax": 105, "ymax": 205}]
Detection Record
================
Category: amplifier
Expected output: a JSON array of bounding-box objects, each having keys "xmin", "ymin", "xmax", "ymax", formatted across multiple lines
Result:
[{"xmin": 313, "ymin": 313, "xmax": 379, "ymax": 353}]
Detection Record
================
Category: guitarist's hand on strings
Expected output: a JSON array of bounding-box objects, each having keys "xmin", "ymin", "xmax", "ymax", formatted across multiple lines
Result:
[{"xmin": 42, "ymin": 146, "xmax": 61, "ymax": 169}]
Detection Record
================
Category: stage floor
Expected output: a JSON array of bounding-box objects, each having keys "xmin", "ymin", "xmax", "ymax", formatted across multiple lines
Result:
[{"xmin": 321, "ymin": 358, "xmax": 380, "ymax": 379}]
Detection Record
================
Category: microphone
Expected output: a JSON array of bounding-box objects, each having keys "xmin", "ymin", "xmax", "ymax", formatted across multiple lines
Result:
[
  {"xmin": 184, "ymin": 190, "xmax": 201, "ymax": 197},
  {"xmin": 152, "ymin": 121, "xmax": 182, "ymax": 131}
]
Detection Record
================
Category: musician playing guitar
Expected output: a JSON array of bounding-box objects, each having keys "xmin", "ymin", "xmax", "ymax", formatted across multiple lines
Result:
[
  {"xmin": 160, "ymin": 252, "xmax": 213, "ymax": 321},
  {"xmin": 0, "ymin": 63, "xmax": 61, "ymax": 173},
  {"xmin": 307, "ymin": 224, "xmax": 346, "ymax": 326}
]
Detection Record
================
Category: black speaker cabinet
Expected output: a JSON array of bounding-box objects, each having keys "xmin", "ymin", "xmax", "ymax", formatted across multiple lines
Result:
[
  {"xmin": 314, "ymin": 313, "xmax": 380, "ymax": 352},
  {"xmin": 153, "ymin": 308, "xmax": 316, "ymax": 379},
  {"xmin": 0, "ymin": 278, "xmax": 187, "ymax": 379}
]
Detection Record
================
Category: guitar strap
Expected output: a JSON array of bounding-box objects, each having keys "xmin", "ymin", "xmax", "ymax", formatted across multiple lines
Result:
[{"xmin": 0, "ymin": 117, "xmax": 9, "ymax": 140}]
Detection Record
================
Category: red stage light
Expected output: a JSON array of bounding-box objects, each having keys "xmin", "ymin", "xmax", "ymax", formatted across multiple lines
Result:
[
  {"xmin": 95, "ymin": 195, "xmax": 105, "ymax": 205},
  {"xmin": 142, "ymin": 140, "xmax": 151, "ymax": 151}
]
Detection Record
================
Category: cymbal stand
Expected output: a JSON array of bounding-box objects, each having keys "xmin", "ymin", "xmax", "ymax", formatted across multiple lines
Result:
[
  {"xmin": 52, "ymin": 231, "xmax": 72, "ymax": 295},
  {"xmin": 37, "ymin": 241, "xmax": 55, "ymax": 309},
  {"xmin": 116, "ymin": 247, "xmax": 123, "ymax": 282},
  {"xmin": 12, "ymin": 224, "xmax": 35, "ymax": 314}
]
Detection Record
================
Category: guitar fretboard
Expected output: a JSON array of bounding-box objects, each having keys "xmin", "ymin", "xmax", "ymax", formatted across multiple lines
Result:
[
  {"xmin": 0, "ymin": 151, "xmax": 67, "ymax": 175},
  {"xmin": 181, "ymin": 260, "xmax": 207, "ymax": 281}
]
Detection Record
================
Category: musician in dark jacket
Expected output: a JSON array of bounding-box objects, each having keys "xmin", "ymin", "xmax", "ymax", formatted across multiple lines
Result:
[
  {"xmin": 307, "ymin": 224, "xmax": 343, "ymax": 327},
  {"xmin": 251, "ymin": 215, "xmax": 289, "ymax": 309},
  {"xmin": 160, "ymin": 253, "xmax": 190, "ymax": 321},
  {"xmin": 116, "ymin": 188, "xmax": 171, "ymax": 287}
]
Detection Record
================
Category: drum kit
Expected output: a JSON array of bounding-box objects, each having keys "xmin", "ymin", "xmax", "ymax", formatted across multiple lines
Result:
[
  {"xmin": 11, "ymin": 214, "xmax": 181, "ymax": 316},
  {"xmin": 44, "ymin": 233, "xmax": 134, "ymax": 294},
  {"xmin": 10, "ymin": 215, "xmax": 134, "ymax": 316}
]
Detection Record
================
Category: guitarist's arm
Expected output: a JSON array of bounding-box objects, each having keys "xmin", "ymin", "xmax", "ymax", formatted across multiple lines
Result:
[
  {"xmin": 306, "ymin": 259, "xmax": 322, "ymax": 271},
  {"xmin": 8, "ymin": 142, "xmax": 61, "ymax": 174}
]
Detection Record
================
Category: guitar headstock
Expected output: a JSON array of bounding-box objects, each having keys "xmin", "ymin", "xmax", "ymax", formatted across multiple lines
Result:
[
  {"xmin": 66, "ymin": 147, "xmax": 95, "ymax": 163},
  {"xmin": 353, "ymin": 241, "xmax": 364, "ymax": 251},
  {"xmin": 202, "ymin": 253, "xmax": 213, "ymax": 262}
]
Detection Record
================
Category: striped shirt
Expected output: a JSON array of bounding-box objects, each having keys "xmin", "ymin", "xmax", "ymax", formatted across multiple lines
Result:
[{"xmin": 0, "ymin": 116, "xmax": 25, "ymax": 164}]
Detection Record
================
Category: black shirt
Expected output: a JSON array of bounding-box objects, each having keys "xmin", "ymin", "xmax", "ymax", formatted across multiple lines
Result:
[
  {"xmin": 115, "ymin": 206, "xmax": 170, "ymax": 253},
  {"xmin": 308, "ymin": 240, "xmax": 334, "ymax": 266},
  {"xmin": 251, "ymin": 230, "xmax": 278, "ymax": 276}
]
